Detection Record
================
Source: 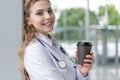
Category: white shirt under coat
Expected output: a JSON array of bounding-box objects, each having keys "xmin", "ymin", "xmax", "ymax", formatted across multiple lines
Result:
[{"xmin": 24, "ymin": 33, "xmax": 90, "ymax": 80}]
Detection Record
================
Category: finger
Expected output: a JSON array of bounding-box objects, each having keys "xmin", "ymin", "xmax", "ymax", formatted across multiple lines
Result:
[
  {"xmin": 75, "ymin": 51, "xmax": 78, "ymax": 60},
  {"xmin": 84, "ymin": 59, "xmax": 93, "ymax": 64},
  {"xmin": 84, "ymin": 63, "xmax": 92, "ymax": 66},
  {"xmin": 86, "ymin": 54, "xmax": 94, "ymax": 59},
  {"xmin": 90, "ymin": 51, "xmax": 94, "ymax": 55},
  {"xmin": 84, "ymin": 57, "xmax": 94, "ymax": 65}
]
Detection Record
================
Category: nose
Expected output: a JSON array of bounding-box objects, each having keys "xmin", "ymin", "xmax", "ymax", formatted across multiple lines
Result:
[{"xmin": 44, "ymin": 12, "xmax": 51, "ymax": 20}]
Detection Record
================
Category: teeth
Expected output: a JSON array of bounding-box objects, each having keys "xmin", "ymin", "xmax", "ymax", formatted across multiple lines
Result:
[{"xmin": 44, "ymin": 22, "xmax": 52, "ymax": 26}]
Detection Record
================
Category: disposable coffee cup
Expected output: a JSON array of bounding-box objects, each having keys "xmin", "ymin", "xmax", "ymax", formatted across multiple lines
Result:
[{"xmin": 77, "ymin": 41, "xmax": 92, "ymax": 65}]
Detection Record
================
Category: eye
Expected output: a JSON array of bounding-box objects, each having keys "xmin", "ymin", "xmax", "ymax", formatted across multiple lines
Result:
[
  {"xmin": 36, "ymin": 12, "xmax": 43, "ymax": 16},
  {"xmin": 48, "ymin": 9, "xmax": 53, "ymax": 14}
]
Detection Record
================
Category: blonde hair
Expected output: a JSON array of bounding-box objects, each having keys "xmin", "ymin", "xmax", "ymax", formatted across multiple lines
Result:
[{"xmin": 18, "ymin": 0, "xmax": 50, "ymax": 80}]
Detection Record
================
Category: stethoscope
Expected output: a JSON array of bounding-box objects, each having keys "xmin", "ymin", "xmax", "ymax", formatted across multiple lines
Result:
[{"xmin": 38, "ymin": 39, "xmax": 67, "ymax": 69}]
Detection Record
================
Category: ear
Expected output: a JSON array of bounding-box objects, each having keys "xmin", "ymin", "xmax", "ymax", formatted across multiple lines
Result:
[{"xmin": 26, "ymin": 17, "xmax": 32, "ymax": 25}]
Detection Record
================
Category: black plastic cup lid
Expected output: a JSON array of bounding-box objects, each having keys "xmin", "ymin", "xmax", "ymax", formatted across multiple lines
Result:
[{"xmin": 77, "ymin": 41, "xmax": 92, "ymax": 46}]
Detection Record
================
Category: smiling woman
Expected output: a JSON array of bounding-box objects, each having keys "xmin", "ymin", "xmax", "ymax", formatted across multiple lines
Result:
[
  {"xmin": 18, "ymin": 0, "xmax": 94, "ymax": 80},
  {"xmin": 25, "ymin": 0, "xmax": 55, "ymax": 36}
]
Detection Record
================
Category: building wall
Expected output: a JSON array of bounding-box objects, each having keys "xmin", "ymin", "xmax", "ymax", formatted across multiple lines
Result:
[{"xmin": 0, "ymin": 0, "xmax": 22, "ymax": 80}]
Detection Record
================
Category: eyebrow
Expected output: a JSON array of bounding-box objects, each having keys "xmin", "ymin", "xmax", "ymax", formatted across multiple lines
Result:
[{"xmin": 36, "ymin": 7, "xmax": 52, "ymax": 12}]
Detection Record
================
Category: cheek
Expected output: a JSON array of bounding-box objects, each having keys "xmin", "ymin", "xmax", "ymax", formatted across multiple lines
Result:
[
  {"xmin": 32, "ymin": 18, "xmax": 43, "ymax": 26},
  {"xmin": 29, "ymin": 14, "xmax": 43, "ymax": 24}
]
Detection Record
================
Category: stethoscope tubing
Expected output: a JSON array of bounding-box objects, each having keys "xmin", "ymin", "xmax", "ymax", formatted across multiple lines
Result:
[{"xmin": 37, "ymin": 39, "xmax": 67, "ymax": 69}]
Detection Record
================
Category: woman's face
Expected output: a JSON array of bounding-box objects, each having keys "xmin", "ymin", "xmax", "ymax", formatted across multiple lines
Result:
[{"xmin": 27, "ymin": 0, "xmax": 55, "ymax": 36}]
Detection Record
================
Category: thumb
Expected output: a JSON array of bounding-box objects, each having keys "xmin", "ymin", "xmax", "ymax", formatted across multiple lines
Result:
[{"xmin": 75, "ymin": 51, "xmax": 78, "ymax": 61}]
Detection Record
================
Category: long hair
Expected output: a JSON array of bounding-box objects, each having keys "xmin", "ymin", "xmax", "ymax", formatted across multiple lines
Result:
[{"xmin": 18, "ymin": 0, "xmax": 50, "ymax": 80}]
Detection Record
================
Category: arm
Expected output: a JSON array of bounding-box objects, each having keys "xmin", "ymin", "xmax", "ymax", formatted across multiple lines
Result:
[
  {"xmin": 76, "ymin": 51, "xmax": 94, "ymax": 80},
  {"xmin": 76, "ymin": 67, "xmax": 90, "ymax": 80}
]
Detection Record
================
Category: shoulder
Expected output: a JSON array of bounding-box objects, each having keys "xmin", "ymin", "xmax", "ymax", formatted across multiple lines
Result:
[
  {"xmin": 25, "ymin": 40, "xmax": 46, "ymax": 59},
  {"xmin": 24, "ymin": 40, "xmax": 54, "ymax": 67},
  {"xmin": 26, "ymin": 40, "xmax": 43, "ymax": 51}
]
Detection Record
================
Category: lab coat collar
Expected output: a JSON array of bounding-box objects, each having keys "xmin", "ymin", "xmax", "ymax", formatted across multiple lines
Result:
[{"xmin": 35, "ymin": 33, "xmax": 60, "ymax": 49}]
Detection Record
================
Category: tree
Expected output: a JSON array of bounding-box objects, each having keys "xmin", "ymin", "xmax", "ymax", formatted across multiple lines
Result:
[
  {"xmin": 55, "ymin": 8, "xmax": 97, "ymax": 41},
  {"xmin": 98, "ymin": 4, "xmax": 120, "ymax": 25},
  {"xmin": 55, "ymin": 5, "xmax": 120, "ymax": 41},
  {"xmin": 97, "ymin": 5, "xmax": 120, "ymax": 41},
  {"xmin": 57, "ymin": 8, "xmax": 98, "ymax": 26}
]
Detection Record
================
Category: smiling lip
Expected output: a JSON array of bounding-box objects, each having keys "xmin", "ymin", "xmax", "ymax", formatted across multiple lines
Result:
[{"xmin": 43, "ymin": 22, "xmax": 53, "ymax": 26}]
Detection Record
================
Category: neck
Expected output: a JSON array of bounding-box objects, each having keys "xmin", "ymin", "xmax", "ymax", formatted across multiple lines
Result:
[{"xmin": 37, "ymin": 32, "xmax": 52, "ymax": 39}]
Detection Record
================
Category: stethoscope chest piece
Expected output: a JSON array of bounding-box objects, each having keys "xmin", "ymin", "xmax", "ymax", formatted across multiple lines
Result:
[{"xmin": 58, "ymin": 60, "xmax": 67, "ymax": 69}]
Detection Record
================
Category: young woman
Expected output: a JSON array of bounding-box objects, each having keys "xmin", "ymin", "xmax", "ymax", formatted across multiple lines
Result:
[{"xmin": 18, "ymin": 0, "xmax": 94, "ymax": 80}]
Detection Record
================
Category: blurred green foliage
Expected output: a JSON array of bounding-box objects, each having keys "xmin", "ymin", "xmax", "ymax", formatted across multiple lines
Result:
[{"xmin": 55, "ymin": 5, "xmax": 120, "ymax": 41}]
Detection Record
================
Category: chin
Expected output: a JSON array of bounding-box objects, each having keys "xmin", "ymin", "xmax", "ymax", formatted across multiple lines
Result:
[
  {"xmin": 48, "ymin": 27, "xmax": 53, "ymax": 31},
  {"xmin": 48, "ymin": 29, "xmax": 53, "ymax": 32}
]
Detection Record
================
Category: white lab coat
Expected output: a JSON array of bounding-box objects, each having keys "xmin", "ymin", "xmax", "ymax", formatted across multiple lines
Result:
[{"xmin": 24, "ymin": 33, "xmax": 90, "ymax": 80}]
